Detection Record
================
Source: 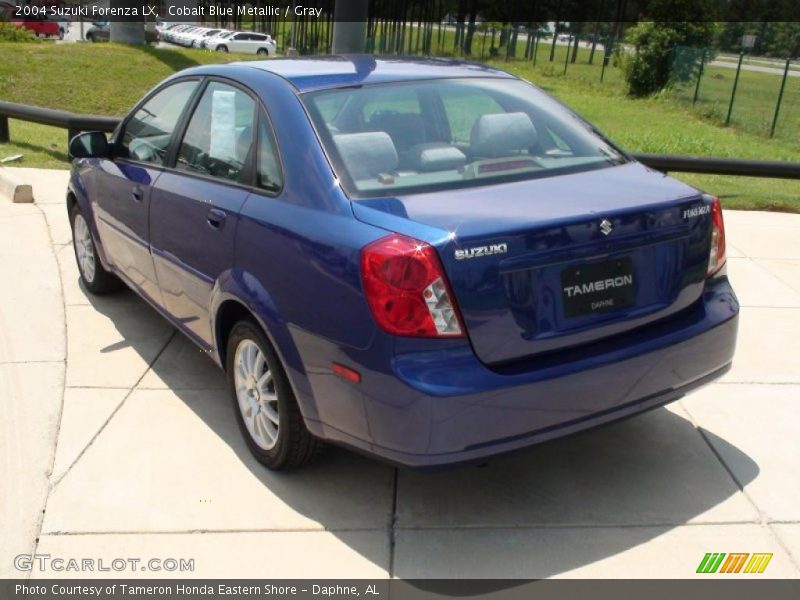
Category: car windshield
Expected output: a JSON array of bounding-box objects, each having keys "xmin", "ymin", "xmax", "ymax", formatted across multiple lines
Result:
[{"xmin": 303, "ymin": 78, "xmax": 628, "ymax": 198}]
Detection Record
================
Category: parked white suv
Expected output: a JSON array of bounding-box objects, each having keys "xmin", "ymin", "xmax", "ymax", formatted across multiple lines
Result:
[{"xmin": 206, "ymin": 31, "xmax": 277, "ymax": 55}]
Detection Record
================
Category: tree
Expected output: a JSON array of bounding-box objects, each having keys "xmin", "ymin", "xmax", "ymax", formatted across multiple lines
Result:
[
  {"xmin": 622, "ymin": 0, "xmax": 717, "ymax": 96},
  {"xmin": 765, "ymin": 22, "xmax": 800, "ymax": 59}
]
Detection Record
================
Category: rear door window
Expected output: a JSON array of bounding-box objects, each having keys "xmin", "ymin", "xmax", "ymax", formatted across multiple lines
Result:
[{"xmin": 175, "ymin": 81, "xmax": 256, "ymax": 183}]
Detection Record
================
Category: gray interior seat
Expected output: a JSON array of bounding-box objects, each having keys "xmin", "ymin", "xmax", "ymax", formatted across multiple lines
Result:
[
  {"xmin": 333, "ymin": 132, "xmax": 398, "ymax": 180},
  {"xmin": 470, "ymin": 112, "xmax": 537, "ymax": 158},
  {"xmin": 406, "ymin": 143, "xmax": 467, "ymax": 172},
  {"xmin": 367, "ymin": 112, "xmax": 426, "ymax": 151}
]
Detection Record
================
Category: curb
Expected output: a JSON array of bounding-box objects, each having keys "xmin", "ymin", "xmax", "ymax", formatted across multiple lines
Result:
[{"xmin": 0, "ymin": 167, "xmax": 34, "ymax": 203}]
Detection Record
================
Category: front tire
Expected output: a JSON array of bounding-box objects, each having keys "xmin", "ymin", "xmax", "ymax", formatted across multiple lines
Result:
[
  {"xmin": 226, "ymin": 320, "xmax": 320, "ymax": 470},
  {"xmin": 86, "ymin": 33, "xmax": 94, "ymax": 43},
  {"xmin": 216, "ymin": 45, "xmax": 228, "ymax": 53},
  {"xmin": 70, "ymin": 204, "xmax": 122, "ymax": 295},
  {"xmin": 257, "ymin": 48, "xmax": 268, "ymax": 56}
]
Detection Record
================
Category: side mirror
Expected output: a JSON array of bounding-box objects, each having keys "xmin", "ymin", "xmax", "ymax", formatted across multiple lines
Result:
[{"xmin": 69, "ymin": 132, "xmax": 110, "ymax": 160}]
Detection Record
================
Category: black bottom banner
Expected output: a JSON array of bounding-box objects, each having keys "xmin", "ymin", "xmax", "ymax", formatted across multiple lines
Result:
[{"xmin": 3, "ymin": 580, "xmax": 800, "ymax": 600}]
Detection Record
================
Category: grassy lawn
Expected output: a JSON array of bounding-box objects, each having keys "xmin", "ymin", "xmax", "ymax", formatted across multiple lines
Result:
[
  {"xmin": 0, "ymin": 42, "xmax": 798, "ymax": 212},
  {"xmin": 496, "ymin": 60, "xmax": 800, "ymax": 212},
  {"xmin": 671, "ymin": 64, "xmax": 800, "ymax": 145}
]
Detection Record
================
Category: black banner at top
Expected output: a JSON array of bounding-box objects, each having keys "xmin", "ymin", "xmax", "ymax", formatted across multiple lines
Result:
[{"xmin": 9, "ymin": 0, "xmax": 800, "ymax": 23}]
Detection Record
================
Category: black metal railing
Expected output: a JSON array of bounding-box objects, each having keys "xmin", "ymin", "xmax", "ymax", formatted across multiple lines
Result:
[
  {"xmin": 1, "ymin": 100, "xmax": 800, "ymax": 180},
  {"xmin": 0, "ymin": 101, "xmax": 119, "ymax": 146},
  {"xmin": 631, "ymin": 152, "xmax": 800, "ymax": 179}
]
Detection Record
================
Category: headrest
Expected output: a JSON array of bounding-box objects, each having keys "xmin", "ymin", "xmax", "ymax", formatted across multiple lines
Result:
[
  {"xmin": 406, "ymin": 143, "xmax": 467, "ymax": 172},
  {"xmin": 470, "ymin": 112, "xmax": 537, "ymax": 158},
  {"xmin": 333, "ymin": 132, "xmax": 398, "ymax": 180},
  {"xmin": 367, "ymin": 112, "xmax": 426, "ymax": 151}
]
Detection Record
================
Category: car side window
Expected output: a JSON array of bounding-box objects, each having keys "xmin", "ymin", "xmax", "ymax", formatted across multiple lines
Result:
[
  {"xmin": 256, "ymin": 112, "xmax": 283, "ymax": 193},
  {"xmin": 234, "ymin": 33, "xmax": 247, "ymax": 40},
  {"xmin": 176, "ymin": 81, "xmax": 256, "ymax": 183},
  {"xmin": 120, "ymin": 80, "xmax": 199, "ymax": 165}
]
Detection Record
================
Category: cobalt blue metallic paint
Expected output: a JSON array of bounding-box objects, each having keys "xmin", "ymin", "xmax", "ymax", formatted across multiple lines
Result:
[{"xmin": 68, "ymin": 56, "xmax": 738, "ymax": 468}]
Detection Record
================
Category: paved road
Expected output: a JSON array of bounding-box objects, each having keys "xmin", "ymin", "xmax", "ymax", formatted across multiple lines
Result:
[
  {"xmin": 711, "ymin": 60, "xmax": 800, "ymax": 78},
  {"xmin": 2, "ymin": 167, "xmax": 800, "ymax": 578}
]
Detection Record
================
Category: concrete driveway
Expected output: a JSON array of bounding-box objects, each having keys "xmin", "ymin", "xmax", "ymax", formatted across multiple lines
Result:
[{"xmin": 2, "ymin": 167, "xmax": 799, "ymax": 579}]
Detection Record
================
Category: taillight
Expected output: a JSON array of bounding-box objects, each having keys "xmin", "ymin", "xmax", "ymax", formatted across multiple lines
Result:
[
  {"xmin": 706, "ymin": 195, "xmax": 726, "ymax": 278},
  {"xmin": 361, "ymin": 234, "xmax": 464, "ymax": 338}
]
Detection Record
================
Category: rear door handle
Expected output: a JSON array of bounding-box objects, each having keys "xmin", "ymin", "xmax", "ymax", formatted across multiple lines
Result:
[
  {"xmin": 131, "ymin": 187, "xmax": 143, "ymax": 203},
  {"xmin": 207, "ymin": 208, "xmax": 227, "ymax": 229}
]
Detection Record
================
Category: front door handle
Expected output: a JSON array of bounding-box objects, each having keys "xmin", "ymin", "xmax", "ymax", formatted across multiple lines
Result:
[
  {"xmin": 207, "ymin": 208, "xmax": 227, "ymax": 229},
  {"xmin": 131, "ymin": 186, "xmax": 143, "ymax": 203}
]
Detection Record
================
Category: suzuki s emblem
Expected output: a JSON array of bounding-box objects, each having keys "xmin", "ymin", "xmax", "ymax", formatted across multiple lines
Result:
[{"xmin": 600, "ymin": 219, "xmax": 613, "ymax": 236}]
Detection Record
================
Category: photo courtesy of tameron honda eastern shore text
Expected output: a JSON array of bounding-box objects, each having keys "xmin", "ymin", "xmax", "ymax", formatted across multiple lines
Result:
[{"xmin": 66, "ymin": 56, "xmax": 738, "ymax": 470}]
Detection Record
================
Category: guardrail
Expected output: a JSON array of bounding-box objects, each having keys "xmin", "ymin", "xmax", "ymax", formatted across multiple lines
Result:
[
  {"xmin": 631, "ymin": 152, "xmax": 800, "ymax": 179},
  {"xmin": 0, "ymin": 101, "xmax": 119, "ymax": 146},
  {"xmin": 1, "ymin": 101, "xmax": 800, "ymax": 180}
]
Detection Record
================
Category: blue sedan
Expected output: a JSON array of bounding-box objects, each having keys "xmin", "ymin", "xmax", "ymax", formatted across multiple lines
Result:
[{"xmin": 67, "ymin": 56, "xmax": 738, "ymax": 470}]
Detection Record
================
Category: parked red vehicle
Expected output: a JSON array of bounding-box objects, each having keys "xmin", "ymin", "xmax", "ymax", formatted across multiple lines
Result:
[
  {"xmin": 18, "ymin": 16, "xmax": 59, "ymax": 37},
  {"xmin": 0, "ymin": 1, "xmax": 60, "ymax": 38}
]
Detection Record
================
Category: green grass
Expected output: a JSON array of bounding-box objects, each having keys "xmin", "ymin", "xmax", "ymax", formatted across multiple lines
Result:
[
  {"xmin": 0, "ymin": 43, "xmax": 246, "ymax": 116},
  {"xmin": 0, "ymin": 42, "xmax": 249, "ymax": 167},
  {"xmin": 671, "ymin": 64, "xmax": 800, "ymax": 145},
  {"xmin": 1, "ymin": 42, "xmax": 798, "ymax": 212},
  {"xmin": 494, "ymin": 60, "xmax": 800, "ymax": 212}
]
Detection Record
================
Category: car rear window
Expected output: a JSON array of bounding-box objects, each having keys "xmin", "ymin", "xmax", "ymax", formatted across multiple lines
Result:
[{"xmin": 303, "ymin": 78, "xmax": 627, "ymax": 198}]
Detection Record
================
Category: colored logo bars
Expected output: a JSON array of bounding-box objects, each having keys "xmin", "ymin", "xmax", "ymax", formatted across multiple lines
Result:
[{"xmin": 697, "ymin": 553, "xmax": 773, "ymax": 574}]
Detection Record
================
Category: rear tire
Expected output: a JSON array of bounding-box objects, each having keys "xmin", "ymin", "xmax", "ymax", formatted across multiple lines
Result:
[
  {"xmin": 217, "ymin": 45, "xmax": 228, "ymax": 53},
  {"xmin": 226, "ymin": 320, "xmax": 321, "ymax": 470},
  {"xmin": 70, "ymin": 204, "xmax": 122, "ymax": 295},
  {"xmin": 257, "ymin": 48, "xmax": 268, "ymax": 56},
  {"xmin": 86, "ymin": 33, "xmax": 94, "ymax": 42}
]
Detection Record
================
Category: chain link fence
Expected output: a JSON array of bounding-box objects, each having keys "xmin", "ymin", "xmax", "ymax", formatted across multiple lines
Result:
[
  {"xmin": 670, "ymin": 45, "xmax": 798, "ymax": 145},
  {"xmin": 364, "ymin": 25, "xmax": 628, "ymax": 88}
]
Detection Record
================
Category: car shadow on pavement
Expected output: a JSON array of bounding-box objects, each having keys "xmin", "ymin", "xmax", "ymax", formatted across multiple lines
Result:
[{"xmin": 78, "ymin": 287, "xmax": 760, "ymax": 580}]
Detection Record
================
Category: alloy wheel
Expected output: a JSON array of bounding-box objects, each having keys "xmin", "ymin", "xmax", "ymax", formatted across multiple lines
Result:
[
  {"xmin": 233, "ymin": 339, "xmax": 280, "ymax": 450},
  {"xmin": 73, "ymin": 213, "xmax": 96, "ymax": 283}
]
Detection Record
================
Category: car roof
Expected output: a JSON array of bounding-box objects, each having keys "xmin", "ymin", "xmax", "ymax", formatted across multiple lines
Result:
[{"xmin": 229, "ymin": 55, "xmax": 517, "ymax": 93}]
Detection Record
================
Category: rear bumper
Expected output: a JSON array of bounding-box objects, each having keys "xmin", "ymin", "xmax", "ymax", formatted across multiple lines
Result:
[{"xmin": 307, "ymin": 277, "xmax": 738, "ymax": 468}]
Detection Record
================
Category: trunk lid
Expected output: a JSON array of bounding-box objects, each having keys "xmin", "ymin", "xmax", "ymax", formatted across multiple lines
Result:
[{"xmin": 352, "ymin": 163, "xmax": 714, "ymax": 365}]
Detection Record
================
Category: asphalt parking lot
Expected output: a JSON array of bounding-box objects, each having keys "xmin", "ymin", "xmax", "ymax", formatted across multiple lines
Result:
[{"xmin": 2, "ymin": 167, "xmax": 799, "ymax": 579}]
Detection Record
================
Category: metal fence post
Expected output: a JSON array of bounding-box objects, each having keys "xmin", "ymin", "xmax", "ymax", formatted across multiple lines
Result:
[
  {"xmin": 601, "ymin": 36, "xmax": 613, "ymax": 82},
  {"xmin": 726, "ymin": 52, "xmax": 744, "ymax": 126},
  {"xmin": 692, "ymin": 49, "xmax": 706, "ymax": 106},
  {"xmin": 770, "ymin": 58, "xmax": 791, "ymax": 138},
  {"xmin": 0, "ymin": 115, "xmax": 9, "ymax": 143}
]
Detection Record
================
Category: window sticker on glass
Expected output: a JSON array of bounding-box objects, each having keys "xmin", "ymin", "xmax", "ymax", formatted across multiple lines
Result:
[{"xmin": 209, "ymin": 90, "xmax": 237, "ymax": 162}]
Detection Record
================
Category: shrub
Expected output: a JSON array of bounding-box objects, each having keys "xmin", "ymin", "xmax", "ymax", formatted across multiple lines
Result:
[
  {"xmin": 0, "ymin": 22, "xmax": 39, "ymax": 43},
  {"xmin": 623, "ymin": 21, "xmax": 716, "ymax": 97}
]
